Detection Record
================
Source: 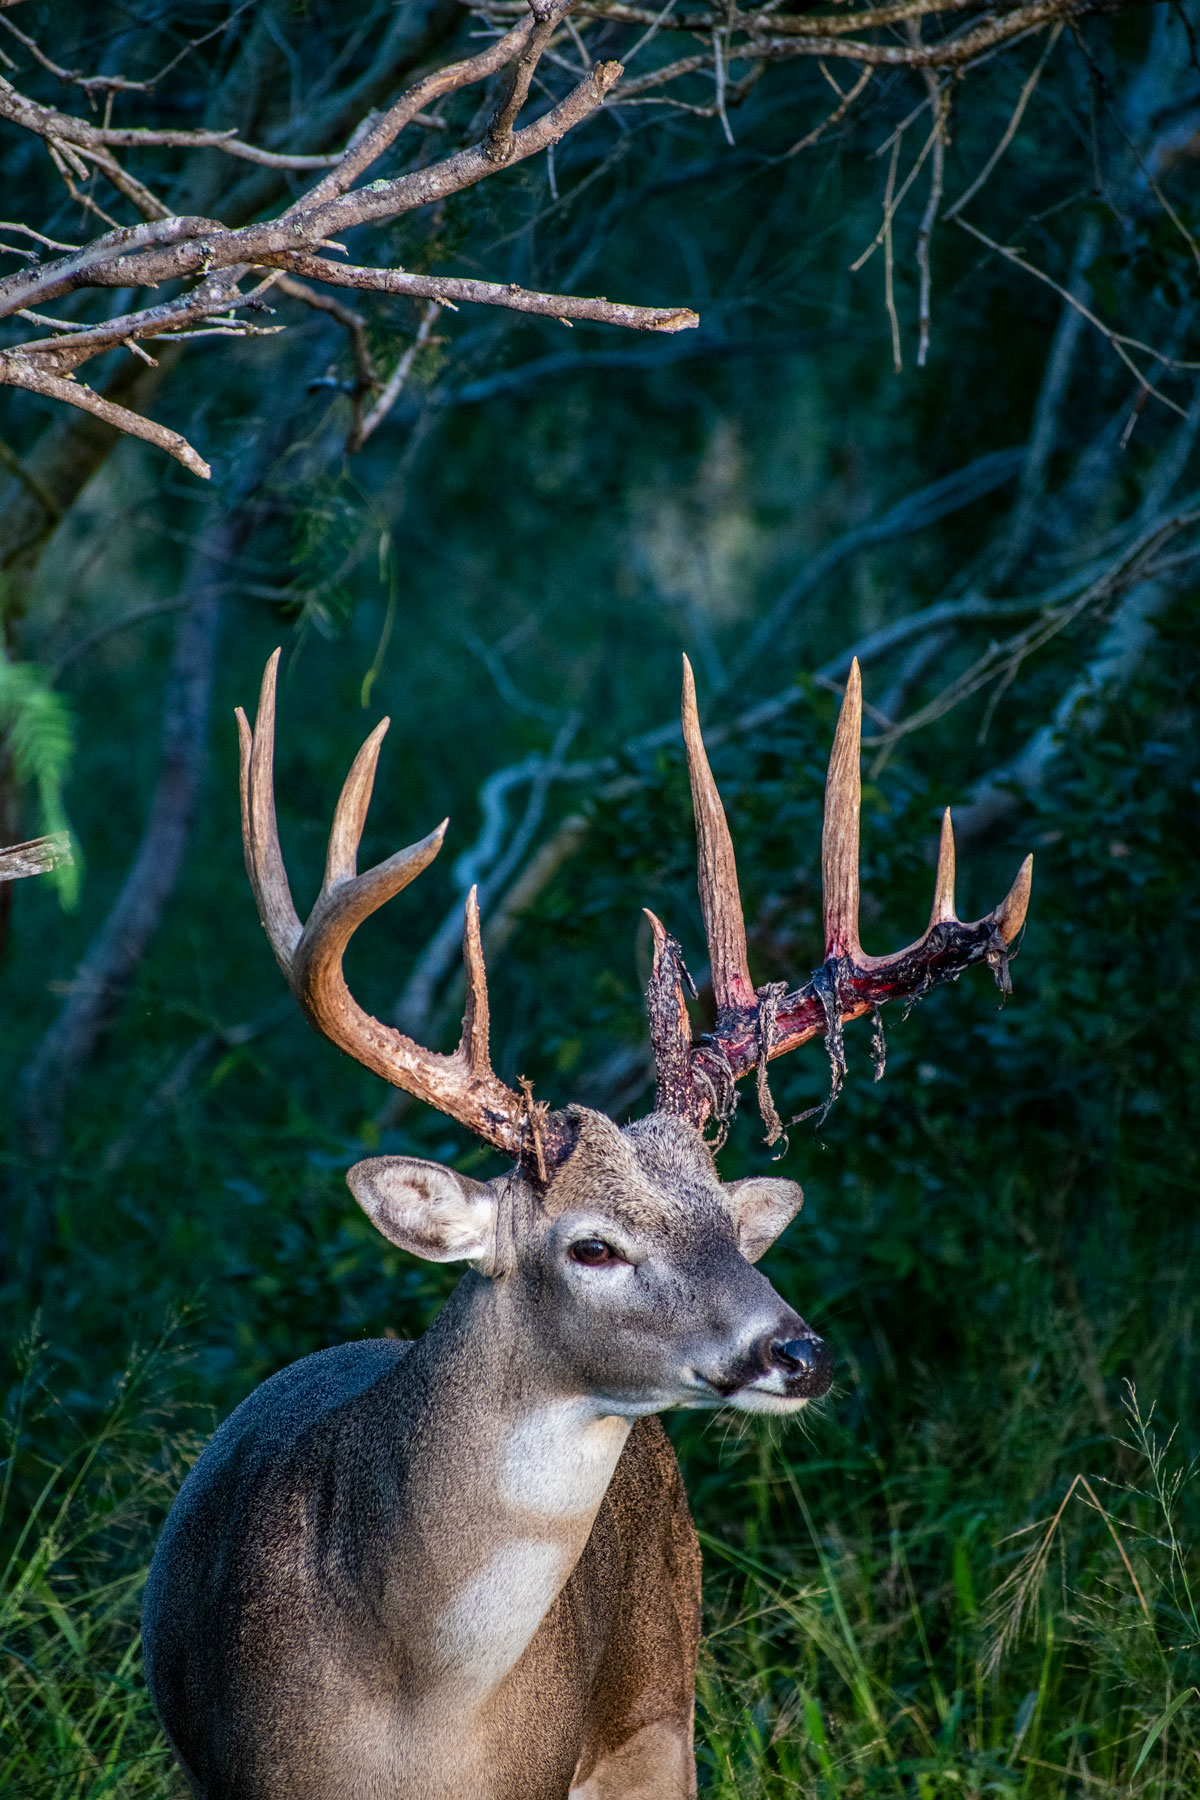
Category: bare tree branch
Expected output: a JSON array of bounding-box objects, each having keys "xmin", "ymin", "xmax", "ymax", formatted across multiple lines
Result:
[
  {"xmin": 0, "ymin": 356, "xmax": 212, "ymax": 476},
  {"xmin": 954, "ymin": 215, "xmax": 1197, "ymax": 415},
  {"xmin": 987, "ymin": 215, "xmax": 1099, "ymax": 585},
  {"xmin": 0, "ymin": 70, "xmax": 438, "ymax": 165},
  {"xmin": 0, "ymin": 0, "xmax": 1145, "ymax": 469},
  {"xmin": 354, "ymin": 300, "xmax": 441, "ymax": 450},
  {"xmin": 0, "ymin": 6, "xmax": 699, "ymax": 467},
  {"xmin": 861, "ymin": 501, "xmax": 1200, "ymax": 749},
  {"xmin": 248, "ymin": 253, "xmax": 698, "ymax": 332},
  {"xmin": 953, "ymin": 571, "xmax": 1182, "ymax": 841},
  {"xmin": 944, "ymin": 20, "xmax": 1064, "ymax": 217}
]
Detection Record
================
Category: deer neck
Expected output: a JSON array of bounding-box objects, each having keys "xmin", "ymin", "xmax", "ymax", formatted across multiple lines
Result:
[{"xmin": 376, "ymin": 1272, "xmax": 632, "ymax": 1705}]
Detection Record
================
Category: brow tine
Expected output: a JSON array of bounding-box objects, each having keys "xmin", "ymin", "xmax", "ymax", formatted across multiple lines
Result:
[
  {"xmin": 928, "ymin": 808, "xmax": 957, "ymax": 927},
  {"xmin": 681, "ymin": 655, "xmax": 755, "ymax": 1012},
  {"xmin": 822, "ymin": 658, "xmax": 863, "ymax": 960},
  {"xmin": 243, "ymin": 649, "xmax": 301, "ymax": 968},
  {"xmin": 324, "ymin": 718, "xmax": 390, "ymax": 892},
  {"xmin": 994, "ymin": 853, "xmax": 1033, "ymax": 943},
  {"xmin": 458, "ymin": 885, "xmax": 491, "ymax": 1078}
]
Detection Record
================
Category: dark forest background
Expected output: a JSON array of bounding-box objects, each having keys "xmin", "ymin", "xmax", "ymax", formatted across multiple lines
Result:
[{"xmin": 1, "ymin": 0, "xmax": 1198, "ymax": 1793}]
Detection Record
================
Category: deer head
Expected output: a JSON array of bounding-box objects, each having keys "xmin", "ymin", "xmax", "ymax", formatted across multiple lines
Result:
[{"xmin": 237, "ymin": 651, "xmax": 1030, "ymax": 1414}]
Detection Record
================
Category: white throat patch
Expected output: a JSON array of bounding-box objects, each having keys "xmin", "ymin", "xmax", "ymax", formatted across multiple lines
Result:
[
  {"xmin": 499, "ymin": 1402, "xmax": 631, "ymax": 1520},
  {"xmin": 432, "ymin": 1539, "xmax": 568, "ymax": 1697},
  {"xmin": 427, "ymin": 1404, "xmax": 631, "ymax": 1703}
]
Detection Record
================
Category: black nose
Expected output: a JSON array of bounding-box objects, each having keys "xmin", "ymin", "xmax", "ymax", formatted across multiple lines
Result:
[{"xmin": 771, "ymin": 1335, "xmax": 834, "ymax": 1397}]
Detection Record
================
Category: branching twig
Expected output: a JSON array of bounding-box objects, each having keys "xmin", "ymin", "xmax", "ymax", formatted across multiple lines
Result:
[
  {"xmin": 944, "ymin": 23, "xmax": 1063, "ymax": 219},
  {"xmin": 0, "ymin": 14, "xmax": 693, "ymax": 468},
  {"xmin": 0, "ymin": 0, "xmax": 1140, "ymax": 472},
  {"xmin": 863, "ymin": 502, "xmax": 1200, "ymax": 750},
  {"xmin": 354, "ymin": 301, "xmax": 442, "ymax": 450},
  {"xmin": 779, "ymin": 65, "xmax": 873, "ymax": 159},
  {"xmin": 955, "ymin": 216, "xmax": 1196, "ymax": 416}
]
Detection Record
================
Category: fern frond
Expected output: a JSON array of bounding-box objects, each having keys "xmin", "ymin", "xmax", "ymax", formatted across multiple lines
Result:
[{"xmin": 0, "ymin": 658, "xmax": 79, "ymax": 908}]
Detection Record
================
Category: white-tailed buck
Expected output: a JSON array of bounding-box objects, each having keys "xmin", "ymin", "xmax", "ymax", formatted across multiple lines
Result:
[{"xmin": 143, "ymin": 653, "xmax": 1030, "ymax": 1800}]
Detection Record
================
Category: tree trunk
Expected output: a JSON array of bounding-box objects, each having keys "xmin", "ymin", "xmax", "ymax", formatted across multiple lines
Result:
[{"xmin": 16, "ymin": 514, "xmax": 235, "ymax": 1154}]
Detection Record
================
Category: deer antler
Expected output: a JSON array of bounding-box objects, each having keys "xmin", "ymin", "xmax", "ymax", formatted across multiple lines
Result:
[
  {"xmin": 237, "ymin": 651, "xmax": 543, "ymax": 1162},
  {"xmin": 649, "ymin": 656, "xmax": 1032, "ymax": 1141}
]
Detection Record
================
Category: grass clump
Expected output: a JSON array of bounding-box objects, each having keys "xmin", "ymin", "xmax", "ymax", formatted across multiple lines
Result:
[
  {"xmin": 695, "ymin": 1387, "xmax": 1199, "ymax": 1797},
  {"xmin": 0, "ymin": 1330, "xmax": 198, "ymax": 1800}
]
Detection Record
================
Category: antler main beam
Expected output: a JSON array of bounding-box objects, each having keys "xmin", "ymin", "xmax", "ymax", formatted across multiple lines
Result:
[
  {"xmin": 652, "ymin": 657, "xmax": 1032, "ymax": 1133},
  {"xmin": 237, "ymin": 651, "xmax": 555, "ymax": 1164}
]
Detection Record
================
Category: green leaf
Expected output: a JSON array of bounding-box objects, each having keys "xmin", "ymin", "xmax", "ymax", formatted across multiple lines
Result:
[{"xmin": 1132, "ymin": 1688, "xmax": 1198, "ymax": 1777}]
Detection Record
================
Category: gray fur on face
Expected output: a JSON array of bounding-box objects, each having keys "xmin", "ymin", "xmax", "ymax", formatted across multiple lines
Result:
[{"xmin": 346, "ymin": 1107, "xmax": 812, "ymax": 1413}]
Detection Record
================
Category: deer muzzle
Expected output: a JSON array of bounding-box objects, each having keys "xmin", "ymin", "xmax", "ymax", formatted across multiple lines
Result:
[
  {"xmin": 769, "ymin": 1333, "xmax": 836, "ymax": 1398},
  {"xmin": 690, "ymin": 1310, "xmax": 834, "ymax": 1410}
]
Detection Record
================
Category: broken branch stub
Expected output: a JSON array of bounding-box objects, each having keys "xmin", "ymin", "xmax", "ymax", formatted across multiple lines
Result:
[
  {"xmin": 647, "ymin": 655, "xmax": 1033, "ymax": 1136},
  {"xmin": 0, "ymin": 832, "xmax": 72, "ymax": 882}
]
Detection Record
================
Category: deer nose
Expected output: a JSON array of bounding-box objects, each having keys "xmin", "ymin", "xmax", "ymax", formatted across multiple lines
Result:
[{"xmin": 770, "ymin": 1334, "xmax": 834, "ymax": 1397}]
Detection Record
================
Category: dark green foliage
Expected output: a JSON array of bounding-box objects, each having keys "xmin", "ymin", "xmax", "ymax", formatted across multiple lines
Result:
[{"xmin": 1, "ymin": 0, "xmax": 1198, "ymax": 1792}]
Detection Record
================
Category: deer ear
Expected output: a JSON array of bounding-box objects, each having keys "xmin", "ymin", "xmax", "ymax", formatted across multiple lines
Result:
[
  {"xmin": 347, "ymin": 1157, "xmax": 499, "ymax": 1271},
  {"xmin": 722, "ymin": 1176, "xmax": 804, "ymax": 1263}
]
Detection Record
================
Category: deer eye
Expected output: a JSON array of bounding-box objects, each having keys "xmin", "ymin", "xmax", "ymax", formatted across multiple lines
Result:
[{"xmin": 569, "ymin": 1238, "xmax": 622, "ymax": 1266}]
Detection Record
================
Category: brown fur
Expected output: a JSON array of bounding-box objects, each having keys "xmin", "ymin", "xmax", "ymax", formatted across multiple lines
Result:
[{"xmin": 144, "ymin": 1109, "xmax": 826, "ymax": 1799}]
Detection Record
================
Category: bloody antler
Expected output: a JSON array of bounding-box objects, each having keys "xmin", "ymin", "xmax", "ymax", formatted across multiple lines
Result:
[
  {"xmin": 647, "ymin": 656, "xmax": 1032, "ymax": 1141},
  {"xmin": 237, "ymin": 651, "xmax": 544, "ymax": 1162}
]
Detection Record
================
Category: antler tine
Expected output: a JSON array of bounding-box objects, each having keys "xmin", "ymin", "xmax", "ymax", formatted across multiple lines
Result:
[
  {"xmin": 459, "ymin": 885, "xmax": 492, "ymax": 1079},
  {"xmin": 928, "ymin": 808, "xmax": 956, "ymax": 928},
  {"xmin": 680, "ymin": 655, "xmax": 756, "ymax": 1013},
  {"xmin": 822, "ymin": 659, "xmax": 864, "ymax": 960},
  {"xmin": 994, "ymin": 853, "xmax": 1033, "ymax": 943},
  {"xmin": 643, "ymin": 908, "xmax": 701, "ymax": 1119},
  {"xmin": 237, "ymin": 649, "xmax": 301, "ymax": 974},
  {"xmin": 304, "ymin": 822, "xmax": 449, "ymax": 950},
  {"xmin": 325, "ymin": 718, "xmax": 391, "ymax": 892}
]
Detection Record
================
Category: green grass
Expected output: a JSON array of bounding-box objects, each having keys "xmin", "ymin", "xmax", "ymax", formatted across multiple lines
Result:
[
  {"xmin": 694, "ymin": 1388, "xmax": 1200, "ymax": 1797},
  {"xmin": 0, "ymin": 1330, "xmax": 198, "ymax": 1800},
  {"xmin": 2, "ymin": 1336, "xmax": 1195, "ymax": 1800}
]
